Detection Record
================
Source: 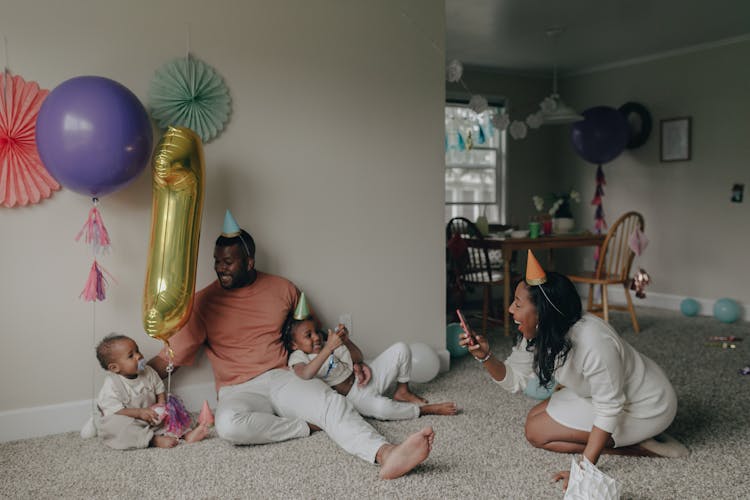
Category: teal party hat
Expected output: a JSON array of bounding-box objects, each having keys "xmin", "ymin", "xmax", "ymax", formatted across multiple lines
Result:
[{"xmin": 222, "ymin": 210, "xmax": 241, "ymax": 237}]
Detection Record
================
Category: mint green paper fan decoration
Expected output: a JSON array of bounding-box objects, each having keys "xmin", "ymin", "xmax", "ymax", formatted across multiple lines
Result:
[{"xmin": 148, "ymin": 56, "xmax": 231, "ymax": 143}]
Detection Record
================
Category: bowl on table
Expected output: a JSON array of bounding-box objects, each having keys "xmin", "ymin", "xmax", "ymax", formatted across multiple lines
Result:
[{"xmin": 510, "ymin": 229, "xmax": 530, "ymax": 238}]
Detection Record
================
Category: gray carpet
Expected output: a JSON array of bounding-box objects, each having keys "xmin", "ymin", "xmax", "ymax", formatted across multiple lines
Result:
[{"xmin": 2, "ymin": 308, "xmax": 749, "ymax": 499}]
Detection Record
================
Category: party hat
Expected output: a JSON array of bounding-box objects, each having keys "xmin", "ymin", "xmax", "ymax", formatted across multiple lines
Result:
[
  {"xmin": 293, "ymin": 292, "xmax": 310, "ymax": 320},
  {"xmin": 222, "ymin": 210, "xmax": 241, "ymax": 237},
  {"xmin": 198, "ymin": 400, "xmax": 214, "ymax": 427},
  {"xmin": 525, "ymin": 250, "xmax": 547, "ymax": 285}
]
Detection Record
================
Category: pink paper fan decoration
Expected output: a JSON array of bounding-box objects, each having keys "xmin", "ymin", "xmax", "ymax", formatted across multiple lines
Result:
[{"xmin": 0, "ymin": 72, "xmax": 59, "ymax": 207}]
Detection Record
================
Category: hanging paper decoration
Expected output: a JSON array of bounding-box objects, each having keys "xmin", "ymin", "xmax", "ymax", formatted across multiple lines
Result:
[
  {"xmin": 591, "ymin": 165, "xmax": 607, "ymax": 233},
  {"xmin": 76, "ymin": 205, "xmax": 111, "ymax": 254},
  {"xmin": 468, "ymin": 95, "xmax": 488, "ymax": 114},
  {"xmin": 76, "ymin": 201, "xmax": 115, "ymax": 302},
  {"xmin": 446, "ymin": 59, "xmax": 463, "ymax": 83},
  {"xmin": 509, "ymin": 120, "xmax": 528, "ymax": 140},
  {"xmin": 0, "ymin": 72, "xmax": 58, "ymax": 207},
  {"xmin": 149, "ymin": 56, "xmax": 231, "ymax": 143},
  {"xmin": 80, "ymin": 259, "xmax": 114, "ymax": 302}
]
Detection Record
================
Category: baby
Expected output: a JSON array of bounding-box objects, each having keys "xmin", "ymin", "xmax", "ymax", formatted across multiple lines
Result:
[
  {"xmin": 283, "ymin": 317, "xmax": 457, "ymax": 420},
  {"xmin": 94, "ymin": 334, "xmax": 208, "ymax": 449}
]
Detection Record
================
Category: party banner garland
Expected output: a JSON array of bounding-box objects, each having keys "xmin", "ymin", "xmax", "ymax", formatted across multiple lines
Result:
[
  {"xmin": 0, "ymin": 72, "xmax": 59, "ymax": 207},
  {"xmin": 149, "ymin": 56, "xmax": 231, "ymax": 143}
]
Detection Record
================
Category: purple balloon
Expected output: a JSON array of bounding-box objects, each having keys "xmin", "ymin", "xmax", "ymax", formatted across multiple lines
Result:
[
  {"xmin": 36, "ymin": 76, "xmax": 153, "ymax": 197},
  {"xmin": 570, "ymin": 106, "xmax": 629, "ymax": 165}
]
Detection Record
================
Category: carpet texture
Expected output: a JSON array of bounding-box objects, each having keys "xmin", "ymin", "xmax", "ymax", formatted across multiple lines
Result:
[{"xmin": 1, "ymin": 308, "xmax": 748, "ymax": 499}]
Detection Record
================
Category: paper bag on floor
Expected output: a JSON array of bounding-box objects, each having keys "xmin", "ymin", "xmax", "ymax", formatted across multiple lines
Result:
[{"xmin": 564, "ymin": 456, "xmax": 621, "ymax": 500}]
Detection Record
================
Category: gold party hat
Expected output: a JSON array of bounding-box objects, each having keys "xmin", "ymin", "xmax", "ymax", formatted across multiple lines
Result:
[
  {"xmin": 293, "ymin": 292, "xmax": 310, "ymax": 320},
  {"xmin": 525, "ymin": 250, "xmax": 547, "ymax": 285}
]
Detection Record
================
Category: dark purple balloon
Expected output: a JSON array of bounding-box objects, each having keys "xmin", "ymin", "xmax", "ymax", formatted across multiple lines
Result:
[
  {"xmin": 570, "ymin": 106, "xmax": 629, "ymax": 165},
  {"xmin": 35, "ymin": 76, "xmax": 153, "ymax": 197}
]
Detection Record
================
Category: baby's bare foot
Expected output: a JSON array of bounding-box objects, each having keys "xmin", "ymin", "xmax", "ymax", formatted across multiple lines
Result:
[
  {"xmin": 393, "ymin": 386, "xmax": 428, "ymax": 405},
  {"xmin": 378, "ymin": 426, "xmax": 434, "ymax": 480},
  {"xmin": 419, "ymin": 402, "xmax": 458, "ymax": 416},
  {"xmin": 184, "ymin": 425, "xmax": 210, "ymax": 443},
  {"xmin": 308, "ymin": 422, "xmax": 322, "ymax": 433},
  {"xmin": 151, "ymin": 435, "xmax": 178, "ymax": 448}
]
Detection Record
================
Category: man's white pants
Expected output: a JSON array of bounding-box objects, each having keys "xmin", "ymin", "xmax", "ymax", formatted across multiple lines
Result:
[
  {"xmin": 215, "ymin": 368, "xmax": 387, "ymax": 462},
  {"xmin": 347, "ymin": 342, "xmax": 420, "ymax": 420}
]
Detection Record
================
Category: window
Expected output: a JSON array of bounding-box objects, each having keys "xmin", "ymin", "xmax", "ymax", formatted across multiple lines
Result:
[{"xmin": 444, "ymin": 103, "xmax": 507, "ymax": 224}]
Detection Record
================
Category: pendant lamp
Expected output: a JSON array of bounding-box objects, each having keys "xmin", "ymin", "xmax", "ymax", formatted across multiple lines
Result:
[{"xmin": 540, "ymin": 27, "xmax": 583, "ymax": 125}]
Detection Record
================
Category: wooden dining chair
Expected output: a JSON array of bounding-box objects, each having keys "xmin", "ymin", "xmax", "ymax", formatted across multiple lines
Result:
[
  {"xmin": 567, "ymin": 211, "xmax": 645, "ymax": 332},
  {"xmin": 445, "ymin": 217, "xmax": 505, "ymax": 336}
]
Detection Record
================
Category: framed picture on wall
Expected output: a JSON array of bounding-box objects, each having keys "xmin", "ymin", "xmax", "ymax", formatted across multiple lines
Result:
[{"xmin": 660, "ymin": 117, "xmax": 691, "ymax": 162}]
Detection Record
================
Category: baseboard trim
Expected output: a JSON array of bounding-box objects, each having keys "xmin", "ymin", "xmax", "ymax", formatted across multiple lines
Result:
[
  {"xmin": 0, "ymin": 382, "xmax": 217, "ymax": 444},
  {"xmin": 576, "ymin": 285, "xmax": 749, "ymax": 322}
]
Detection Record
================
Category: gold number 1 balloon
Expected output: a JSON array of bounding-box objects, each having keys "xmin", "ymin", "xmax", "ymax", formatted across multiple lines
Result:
[{"xmin": 143, "ymin": 126, "xmax": 205, "ymax": 343}]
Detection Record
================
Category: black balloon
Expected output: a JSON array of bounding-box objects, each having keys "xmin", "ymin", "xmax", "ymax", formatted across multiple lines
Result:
[
  {"xmin": 618, "ymin": 101, "xmax": 652, "ymax": 149},
  {"xmin": 570, "ymin": 106, "xmax": 629, "ymax": 164}
]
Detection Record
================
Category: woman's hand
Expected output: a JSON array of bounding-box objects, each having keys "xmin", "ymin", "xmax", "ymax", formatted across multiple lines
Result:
[
  {"xmin": 459, "ymin": 330, "xmax": 490, "ymax": 360},
  {"xmin": 552, "ymin": 470, "xmax": 570, "ymax": 491}
]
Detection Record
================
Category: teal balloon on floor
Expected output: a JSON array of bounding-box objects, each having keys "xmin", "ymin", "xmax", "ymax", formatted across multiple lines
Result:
[
  {"xmin": 713, "ymin": 298, "xmax": 741, "ymax": 324},
  {"xmin": 680, "ymin": 298, "xmax": 700, "ymax": 317},
  {"xmin": 446, "ymin": 323, "xmax": 468, "ymax": 358},
  {"xmin": 524, "ymin": 376, "xmax": 557, "ymax": 400}
]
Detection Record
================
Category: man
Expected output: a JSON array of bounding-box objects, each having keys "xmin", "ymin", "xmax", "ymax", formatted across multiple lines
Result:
[{"xmin": 148, "ymin": 211, "xmax": 434, "ymax": 479}]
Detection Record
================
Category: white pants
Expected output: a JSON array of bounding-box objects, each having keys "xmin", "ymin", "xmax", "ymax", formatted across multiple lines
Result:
[
  {"xmin": 215, "ymin": 368, "xmax": 387, "ymax": 463},
  {"xmin": 347, "ymin": 342, "xmax": 420, "ymax": 420}
]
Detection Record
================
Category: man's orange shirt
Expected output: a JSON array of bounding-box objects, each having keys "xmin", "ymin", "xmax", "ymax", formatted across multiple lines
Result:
[{"xmin": 160, "ymin": 272, "xmax": 298, "ymax": 392}]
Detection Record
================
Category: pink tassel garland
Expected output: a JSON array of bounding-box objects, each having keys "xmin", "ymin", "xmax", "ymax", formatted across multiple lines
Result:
[
  {"xmin": 80, "ymin": 260, "xmax": 114, "ymax": 302},
  {"xmin": 591, "ymin": 165, "xmax": 607, "ymax": 234},
  {"xmin": 76, "ymin": 206, "xmax": 111, "ymax": 254},
  {"xmin": 164, "ymin": 394, "xmax": 193, "ymax": 438}
]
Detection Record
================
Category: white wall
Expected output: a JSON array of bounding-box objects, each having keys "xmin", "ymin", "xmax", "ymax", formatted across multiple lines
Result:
[
  {"xmin": 0, "ymin": 0, "xmax": 445, "ymax": 414},
  {"xmin": 556, "ymin": 40, "xmax": 750, "ymax": 306}
]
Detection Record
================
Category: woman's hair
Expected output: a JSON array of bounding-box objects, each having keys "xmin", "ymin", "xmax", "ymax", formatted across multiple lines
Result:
[{"xmin": 524, "ymin": 272, "xmax": 582, "ymax": 387}]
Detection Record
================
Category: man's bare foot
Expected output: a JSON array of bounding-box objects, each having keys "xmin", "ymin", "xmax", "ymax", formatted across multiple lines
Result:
[
  {"xmin": 419, "ymin": 402, "xmax": 458, "ymax": 416},
  {"xmin": 377, "ymin": 426, "xmax": 434, "ymax": 480},
  {"xmin": 184, "ymin": 424, "xmax": 210, "ymax": 443},
  {"xmin": 151, "ymin": 435, "xmax": 178, "ymax": 448},
  {"xmin": 393, "ymin": 384, "xmax": 428, "ymax": 405}
]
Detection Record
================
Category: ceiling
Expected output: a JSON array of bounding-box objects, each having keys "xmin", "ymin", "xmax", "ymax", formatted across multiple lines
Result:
[{"xmin": 445, "ymin": 0, "xmax": 750, "ymax": 76}]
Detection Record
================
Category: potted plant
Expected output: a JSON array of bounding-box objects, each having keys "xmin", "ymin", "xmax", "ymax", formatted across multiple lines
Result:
[{"xmin": 532, "ymin": 189, "xmax": 580, "ymax": 233}]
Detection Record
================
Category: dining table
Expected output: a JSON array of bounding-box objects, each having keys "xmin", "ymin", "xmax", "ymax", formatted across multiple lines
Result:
[{"xmin": 478, "ymin": 232, "xmax": 606, "ymax": 336}]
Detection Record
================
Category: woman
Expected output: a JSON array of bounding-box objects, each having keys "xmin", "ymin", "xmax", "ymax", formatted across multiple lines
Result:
[{"xmin": 461, "ymin": 250, "xmax": 686, "ymax": 489}]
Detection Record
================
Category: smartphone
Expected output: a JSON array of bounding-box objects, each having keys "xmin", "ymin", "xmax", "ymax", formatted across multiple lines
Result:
[{"xmin": 456, "ymin": 309, "xmax": 476, "ymax": 346}]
